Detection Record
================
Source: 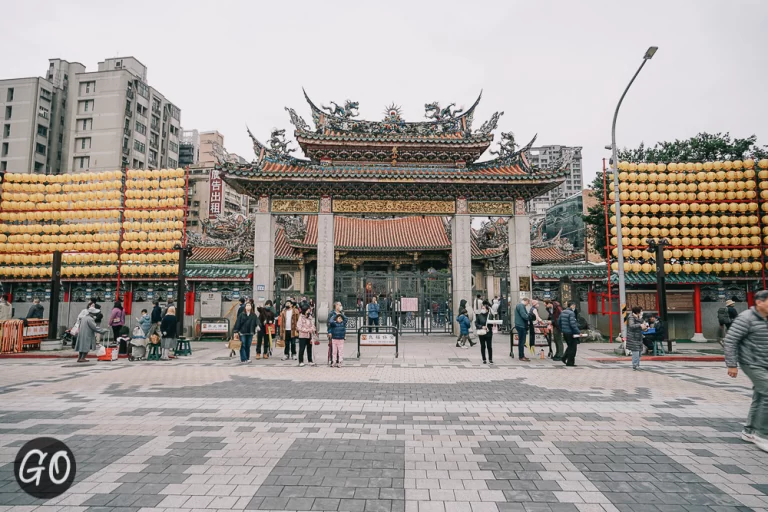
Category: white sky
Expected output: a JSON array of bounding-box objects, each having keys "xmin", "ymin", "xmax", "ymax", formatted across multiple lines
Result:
[{"xmin": 3, "ymin": 0, "xmax": 767, "ymax": 188}]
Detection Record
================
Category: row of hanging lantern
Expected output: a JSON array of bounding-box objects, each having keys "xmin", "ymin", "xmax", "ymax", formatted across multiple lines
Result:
[
  {"xmin": 609, "ymin": 159, "xmax": 768, "ymax": 274},
  {"xmin": 0, "ymin": 168, "xmax": 187, "ymax": 280}
]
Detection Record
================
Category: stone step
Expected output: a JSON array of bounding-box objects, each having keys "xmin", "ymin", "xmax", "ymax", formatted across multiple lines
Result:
[{"xmin": 40, "ymin": 339, "xmax": 63, "ymax": 351}]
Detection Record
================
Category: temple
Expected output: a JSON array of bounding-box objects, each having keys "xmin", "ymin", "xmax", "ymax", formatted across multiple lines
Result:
[{"xmin": 220, "ymin": 91, "xmax": 574, "ymax": 323}]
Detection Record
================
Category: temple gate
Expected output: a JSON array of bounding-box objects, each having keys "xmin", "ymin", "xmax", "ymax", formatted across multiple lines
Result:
[{"xmin": 223, "ymin": 92, "xmax": 572, "ymax": 326}]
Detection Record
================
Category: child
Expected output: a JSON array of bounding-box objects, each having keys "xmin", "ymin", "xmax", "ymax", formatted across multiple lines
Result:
[
  {"xmin": 456, "ymin": 309, "xmax": 474, "ymax": 349},
  {"xmin": 138, "ymin": 309, "xmax": 151, "ymax": 336},
  {"xmin": 328, "ymin": 313, "xmax": 347, "ymax": 368}
]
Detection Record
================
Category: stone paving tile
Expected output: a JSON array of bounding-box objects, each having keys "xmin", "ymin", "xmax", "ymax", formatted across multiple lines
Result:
[{"xmin": 0, "ymin": 340, "xmax": 765, "ymax": 512}]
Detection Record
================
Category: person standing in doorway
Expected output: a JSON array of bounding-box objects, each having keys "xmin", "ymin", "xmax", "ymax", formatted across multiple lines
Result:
[
  {"xmin": 367, "ymin": 297, "xmax": 380, "ymax": 333},
  {"xmin": 725, "ymin": 289, "xmax": 768, "ymax": 452},
  {"xmin": 559, "ymin": 301, "xmax": 580, "ymax": 367},
  {"xmin": 109, "ymin": 301, "xmax": 126, "ymax": 342},
  {"xmin": 626, "ymin": 306, "xmax": 647, "ymax": 370},
  {"xmin": 475, "ymin": 301, "xmax": 494, "ymax": 364},
  {"xmin": 514, "ymin": 297, "xmax": 531, "ymax": 362},
  {"xmin": 233, "ymin": 301, "xmax": 259, "ymax": 363}
]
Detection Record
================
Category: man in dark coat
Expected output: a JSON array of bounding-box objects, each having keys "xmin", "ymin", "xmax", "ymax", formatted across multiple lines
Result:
[
  {"xmin": 514, "ymin": 297, "xmax": 531, "ymax": 361},
  {"xmin": 148, "ymin": 300, "xmax": 163, "ymax": 339},
  {"xmin": 559, "ymin": 301, "xmax": 580, "ymax": 367}
]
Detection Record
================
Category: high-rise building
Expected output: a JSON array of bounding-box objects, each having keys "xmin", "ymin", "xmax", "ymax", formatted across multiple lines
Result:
[
  {"xmin": 179, "ymin": 129, "xmax": 199, "ymax": 167},
  {"xmin": 0, "ymin": 56, "xmax": 181, "ymax": 173},
  {"xmin": 526, "ymin": 145, "xmax": 583, "ymax": 215}
]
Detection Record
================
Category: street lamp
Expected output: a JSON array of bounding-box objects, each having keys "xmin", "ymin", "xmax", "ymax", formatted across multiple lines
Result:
[{"xmin": 610, "ymin": 46, "xmax": 658, "ymax": 339}]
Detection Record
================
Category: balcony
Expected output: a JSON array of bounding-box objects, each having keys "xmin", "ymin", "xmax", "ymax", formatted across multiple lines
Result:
[
  {"xmin": 124, "ymin": 127, "xmax": 131, "ymax": 137},
  {"xmin": 150, "ymin": 140, "xmax": 158, "ymax": 150},
  {"xmin": 151, "ymin": 106, "xmax": 161, "ymax": 116},
  {"xmin": 125, "ymin": 107, "xmax": 132, "ymax": 118},
  {"xmin": 122, "ymin": 147, "xmax": 130, "ymax": 156},
  {"xmin": 126, "ymin": 88, "xmax": 135, "ymax": 100}
]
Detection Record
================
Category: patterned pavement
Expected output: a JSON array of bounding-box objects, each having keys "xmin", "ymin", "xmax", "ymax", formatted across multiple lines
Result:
[{"xmin": 0, "ymin": 337, "xmax": 766, "ymax": 512}]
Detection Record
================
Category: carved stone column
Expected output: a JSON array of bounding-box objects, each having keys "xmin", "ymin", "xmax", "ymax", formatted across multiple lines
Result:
[
  {"xmin": 451, "ymin": 198, "xmax": 473, "ymax": 320},
  {"xmin": 316, "ymin": 196, "xmax": 335, "ymax": 324},
  {"xmin": 253, "ymin": 195, "xmax": 275, "ymax": 305},
  {"xmin": 486, "ymin": 274, "xmax": 496, "ymax": 299},
  {"xmin": 508, "ymin": 199, "xmax": 532, "ymax": 304}
]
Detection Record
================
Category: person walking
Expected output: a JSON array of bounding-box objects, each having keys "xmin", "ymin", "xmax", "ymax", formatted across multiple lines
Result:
[
  {"xmin": 233, "ymin": 301, "xmax": 259, "ymax": 363},
  {"xmin": 280, "ymin": 300, "xmax": 299, "ymax": 360},
  {"xmin": 159, "ymin": 306, "xmax": 178, "ymax": 361},
  {"xmin": 148, "ymin": 300, "xmax": 162, "ymax": 339},
  {"xmin": 456, "ymin": 308, "xmax": 474, "ymax": 349},
  {"xmin": 108, "ymin": 301, "xmax": 126, "ymax": 341},
  {"xmin": 367, "ymin": 297, "xmax": 380, "ymax": 333},
  {"xmin": 559, "ymin": 301, "xmax": 580, "ymax": 367},
  {"xmin": 297, "ymin": 307, "xmax": 317, "ymax": 367},
  {"xmin": 626, "ymin": 306, "xmax": 647, "ymax": 370},
  {"xmin": 514, "ymin": 297, "xmax": 531, "ymax": 362},
  {"xmin": 475, "ymin": 301, "xmax": 494, "ymax": 364},
  {"xmin": 725, "ymin": 289, "xmax": 768, "ymax": 452},
  {"xmin": 329, "ymin": 312, "xmax": 348, "ymax": 368},
  {"xmin": 75, "ymin": 307, "xmax": 108, "ymax": 363}
]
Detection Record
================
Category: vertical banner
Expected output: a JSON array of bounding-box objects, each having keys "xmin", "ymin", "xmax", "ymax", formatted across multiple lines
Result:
[{"xmin": 209, "ymin": 169, "xmax": 223, "ymax": 219}]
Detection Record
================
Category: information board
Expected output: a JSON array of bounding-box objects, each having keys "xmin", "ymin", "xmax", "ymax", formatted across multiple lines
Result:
[
  {"xmin": 360, "ymin": 333, "xmax": 397, "ymax": 346},
  {"xmin": 200, "ymin": 292, "xmax": 222, "ymax": 318},
  {"xmin": 400, "ymin": 298, "xmax": 418, "ymax": 312},
  {"xmin": 201, "ymin": 322, "xmax": 228, "ymax": 334}
]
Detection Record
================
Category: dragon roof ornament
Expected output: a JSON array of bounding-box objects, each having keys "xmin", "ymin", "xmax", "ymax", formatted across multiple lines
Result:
[
  {"xmin": 247, "ymin": 125, "xmax": 306, "ymax": 164},
  {"xmin": 299, "ymin": 88, "xmax": 485, "ymax": 137}
]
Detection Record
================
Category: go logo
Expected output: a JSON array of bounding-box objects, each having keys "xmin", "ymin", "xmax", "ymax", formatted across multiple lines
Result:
[{"xmin": 14, "ymin": 437, "xmax": 76, "ymax": 499}]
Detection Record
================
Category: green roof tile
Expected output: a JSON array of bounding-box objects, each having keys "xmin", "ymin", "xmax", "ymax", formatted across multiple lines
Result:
[
  {"xmin": 185, "ymin": 264, "xmax": 252, "ymax": 280},
  {"xmin": 610, "ymin": 272, "xmax": 722, "ymax": 285}
]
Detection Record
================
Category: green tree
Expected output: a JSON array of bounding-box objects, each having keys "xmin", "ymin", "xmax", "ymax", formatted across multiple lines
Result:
[{"xmin": 583, "ymin": 132, "xmax": 767, "ymax": 255}]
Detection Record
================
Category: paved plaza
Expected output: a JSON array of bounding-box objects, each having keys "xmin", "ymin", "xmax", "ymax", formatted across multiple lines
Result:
[{"xmin": 0, "ymin": 336, "xmax": 766, "ymax": 512}]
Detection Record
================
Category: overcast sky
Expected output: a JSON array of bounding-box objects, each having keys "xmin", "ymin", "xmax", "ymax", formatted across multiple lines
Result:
[{"xmin": 4, "ymin": 0, "xmax": 767, "ymax": 187}]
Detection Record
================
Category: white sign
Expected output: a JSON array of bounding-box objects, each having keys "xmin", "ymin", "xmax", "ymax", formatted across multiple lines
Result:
[
  {"xmin": 360, "ymin": 333, "xmax": 396, "ymax": 346},
  {"xmin": 201, "ymin": 322, "xmax": 228, "ymax": 333},
  {"xmin": 256, "ymin": 285, "xmax": 265, "ymax": 291},
  {"xmin": 200, "ymin": 292, "xmax": 222, "ymax": 318},
  {"xmin": 23, "ymin": 324, "xmax": 48, "ymax": 337},
  {"xmin": 400, "ymin": 298, "xmax": 418, "ymax": 312}
]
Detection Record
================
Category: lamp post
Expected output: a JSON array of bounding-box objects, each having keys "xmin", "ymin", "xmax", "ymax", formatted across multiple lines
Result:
[{"xmin": 610, "ymin": 46, "xmax": 658, "ymax": 339}]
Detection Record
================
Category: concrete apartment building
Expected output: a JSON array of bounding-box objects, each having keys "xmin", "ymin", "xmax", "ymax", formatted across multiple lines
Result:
[
  {"xmin": 0, "ymin": 56, "xmax": 180, "ymax": 173},
  {"xmin": 181, "ymin": 130, "xmax": 250, "ymax": 234},
  {"xmin": 527, "ymin": 144, "xmax": 583, "ymax": 215}
]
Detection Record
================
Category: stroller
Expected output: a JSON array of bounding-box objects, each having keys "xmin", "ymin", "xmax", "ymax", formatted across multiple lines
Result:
[{"xmin": 128, "ymin": 326, "xmax": 148, "ymax": 361}]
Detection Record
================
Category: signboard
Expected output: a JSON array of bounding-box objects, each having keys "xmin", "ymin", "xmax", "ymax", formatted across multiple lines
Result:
[
  {"xmin": 23, "ymin": 324, "xmax": 48, "ymax": 337},
  {"xmin": 360, "ymin": 333, "xmax": 396, "ymax": 346},
  {"xmin": 201, "ymin": 321, "xmax": 228, "ymax": 334},
  {"xmin": 400, "ymin": 298, "xmax": 418, "ymax": 312},
  {"xmin": 209, "ymin": 169, "xmax": 223, "ymax": 218},
  {"xmin": 256, "ymin": 285, "xmax": 265, "ymax": 291},
  {"xmin": 200, "ymin": 292, "xmax": 222, "ymax": 318},
  {"xmin": 667, "ymin": 292, "xmax": 694, "ymax": 312},
  {"xmin": 627, "ymin": 292, "xmax": 657, "ymax": 311},
  {"xmin": 519, "ymin": 276, "xmax": 531, "ymax": 292}
]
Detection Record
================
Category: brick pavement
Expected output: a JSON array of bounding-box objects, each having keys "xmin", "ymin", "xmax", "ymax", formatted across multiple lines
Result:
[{"xmin": 0, "ymin": 336, "xmax": 765, "ymax": 512}]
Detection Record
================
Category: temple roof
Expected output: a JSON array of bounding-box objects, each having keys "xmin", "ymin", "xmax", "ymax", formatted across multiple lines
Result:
[
  {"xmin": 609, "ymin": 272, "xmax": 722, "ymax": 285},
  {"xmin": 297, "ymin": 216, "xmax": 451, "ymax": 252},
  {"xmin": 189, "ymin": 247, "xmax": 240, "ymax": 263},
  {"xmin": 531, "ymin": 246, "xmax": 583, "ymax": 264},
  {"xmin": 532, "ymin": 264, "xmax": 607, "ymax": 281},
  {"xmin": 275, "ymin": 227, "xmax": 301, "ymax": 260}
]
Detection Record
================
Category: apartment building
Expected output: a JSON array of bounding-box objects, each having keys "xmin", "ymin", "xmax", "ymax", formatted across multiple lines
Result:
[
  {"xmin": 527, "ymin": 145, "xmax": 583, "ymax": 215},
  {"xmin": 0, "ymin": 56, "xmax": 181, "ymax": 173}
]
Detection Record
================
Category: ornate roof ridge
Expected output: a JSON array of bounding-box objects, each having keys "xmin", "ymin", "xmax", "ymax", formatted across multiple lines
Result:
[{"xmin": 294, "ymin": 89, "xmax": 484, "ymax": 137}]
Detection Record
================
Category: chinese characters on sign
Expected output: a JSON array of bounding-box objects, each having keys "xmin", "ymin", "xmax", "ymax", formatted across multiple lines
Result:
[{"xmin": 209, "ymin": 170, "xmax": 223, "ymax": 218}]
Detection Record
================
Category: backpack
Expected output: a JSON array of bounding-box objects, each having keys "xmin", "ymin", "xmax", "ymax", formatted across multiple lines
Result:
[{"xmin": 717, "ymin": 307, "xmax": 732, "ymax": 326}]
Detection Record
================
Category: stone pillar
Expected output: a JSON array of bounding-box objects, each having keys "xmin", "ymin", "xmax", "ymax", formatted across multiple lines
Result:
[
  {"xmin": 691, "ymin": 284, "xmax": 706, "ymax": 342},
  {"xmin": 508, "ymin": 199, "xmax": 532, "ymax": 304},
  {"xmin": 485, "ymin": 274, "xmax": 495, "ymax": 299},
  {"xmin": 316, "ymin": 196, "xmax": 335, "ymax": 324},
  {"xmin": 252, "ymin": 196, "xmax": 275, "ymax": 306},
  {"xmin": 452, "ymin": 199, "xmax": 473, "ymax": 319}
]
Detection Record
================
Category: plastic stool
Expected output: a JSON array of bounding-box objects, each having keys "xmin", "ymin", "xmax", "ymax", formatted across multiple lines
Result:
[
  {"xmin": 175, "ymin": 337, "xmax": 192, "ymax": 356},
  {"xmin": 147, "ymin": 343, "xmax": 161, "ymax": 361}
]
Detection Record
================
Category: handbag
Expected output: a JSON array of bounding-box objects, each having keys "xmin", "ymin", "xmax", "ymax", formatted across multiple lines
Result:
[
  {"xmin": 228, "ymin": 332, "xmax": 242, "ymax": 351},
  {"xmin": 311, "ymin": 332, "xmax": 320, "ymax": 345},
  {"xmin": 266, "ymin": 323, "xmax": 276, "ymax": 335}
]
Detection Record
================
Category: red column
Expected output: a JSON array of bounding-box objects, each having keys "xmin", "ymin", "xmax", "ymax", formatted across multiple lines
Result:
[{"xmin": 693, "ymin": 284, "xmax": 702, "ymax": 334}]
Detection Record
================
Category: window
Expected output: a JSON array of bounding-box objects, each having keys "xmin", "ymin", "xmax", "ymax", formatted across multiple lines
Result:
[
  {"xmin": 81, "ymin": 118, "xmax": 92, "ymax": 130},
  {"xmin": 36, "ymin": 143, "xmax": 46, "ymax": 155},
  {"xmin": 38, "ymin": 106, "xmax": 49, "ymax": 119},
  {"xmin": 134, "ymin": 140, "xmax": 145, "ymax": 153},
  {"xmin": 40, "ymin": 88, "xmax": 52, "ymax": 101},
  {"xmin": 6, "ymin": 88, "xmax": 13, "ymax": 102},
  {"xmin": 4, "ymin": 106, "xmax": 11, "ymax": 120},
  {"xmin": 168, "ymin": 158, "xmax": 177, "ymax": 168},
  {"xmin": 37, "ymin": 124, "xmax": 48, "ymax": 137},
  {"xmin": 80, "ymin": 81, "xmax": 95, "ymax": 94},
  {"xmin": 78, "ymin": 137, "xmax": 90, "ymax": 150},
  {"xmin": 34, "ymin": 162, "xmax": 44, "ymax": 172},
  {"xmin": 151, "ymin": 116, "xmax": 160, "ymax": 132},
  {"xmin": 132, "ymin": 158, "xmax": 140, "ymax": 168},
  {"xmin": 137, "ymin": 81, "xmax": 149, "ymax": 98},
  {"xmin": 135, "ymin": 120, "xmax": 146, "ymax": 135},
  {"xmin": 76, "ymin": 156, "xmax": 90, "ymax": 169},
  {"xmin": 136, "ymin": 104, "xmax": 147, "ymax": 117},
  {"xmin": 1, "ymin": 143, "xmax": 8, "ymax": 156},
  {"xmin": 0, "ymin": 161, "xmax": 6, "ymax": 172},
  {"xmin": 279, "ymin": 273, "xmax": 294, "ymax": 291},
  {"xmin": 84, "ymin": 100, "xmax": 91, "ymax": 112},
  {"xmin": 169, "ymin": 141, "xmax": 178, "ymax": 153},
  {"xmin": 3, "ymin": 124, "xmax": 9, "ymax": 137}
]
